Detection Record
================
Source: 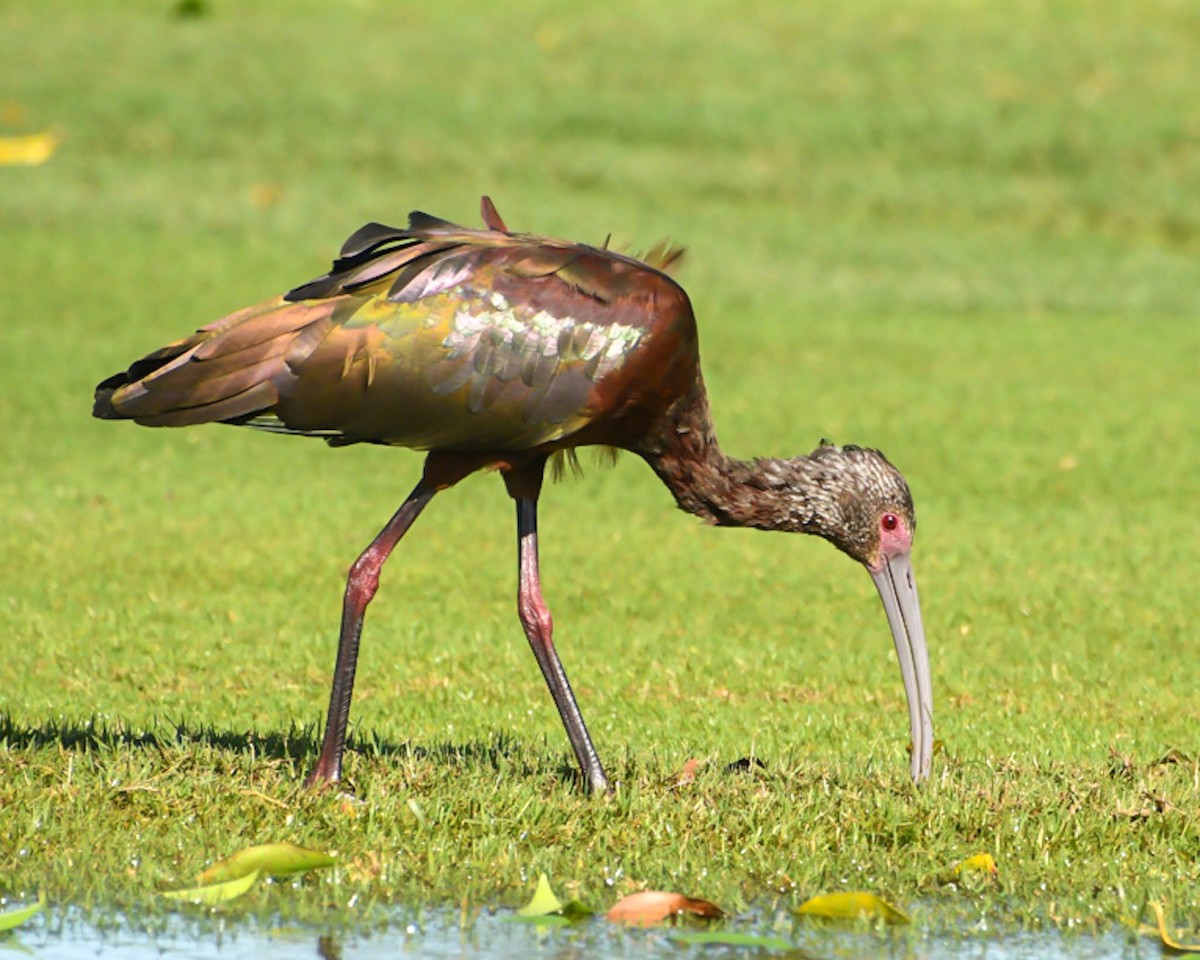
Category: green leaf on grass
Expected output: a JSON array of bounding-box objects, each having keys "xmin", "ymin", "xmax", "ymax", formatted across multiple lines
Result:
[
  {"xmin": 163, "ymin": 869, "xmax": 260, "ymax": 905},
  {"xmin": 517, "ymin": 873, "xmax": 564, "ymax": 917},
  {"xmin": 673, "ymin": 931, "xmax": 793, "ymax": 949},
  {"xmin": 0, "ymin": 894, "xmax": 44, "ymax": 932},
  {"xmin": 198, "ymin": 842, "xmax": 335, "ymax": 884},
  {"xmin": 510, "ymin": 874, "xmax": 592, "ymax": 922},
  {"xmin": 795, "ymin": 892, "xmax": 910, "ymax": 924}
]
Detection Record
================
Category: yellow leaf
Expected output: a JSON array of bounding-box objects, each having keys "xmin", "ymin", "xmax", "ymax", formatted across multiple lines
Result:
[
  {"xmin": 197, "ymin": 842, "xmax": 335, "ymax": 884},
  {"xmin": 955, "ymin": 853, "xmax": 999, "ymax": 878},
  {"xmin": 606, "ymin": 890, "xmax": 723, "ymax": 925},
  {"xmin": 796, "ymin": 892, "xmax": 910, "ymax": 924},
  {"xmin": 163, "ymin": 869, "xmax": 260, "ymax": 905},
  {"xmin": 1149, "ymin": 901, "xmax": 1200, "ymax": 954},
  {"xmin": 0, "ymin": 129, "xmax": 62, "ymax": 166}
]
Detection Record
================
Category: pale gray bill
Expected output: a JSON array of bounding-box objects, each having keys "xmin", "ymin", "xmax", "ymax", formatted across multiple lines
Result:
[{"xmin": 870, "ymin": 551, "xmax": 933, "ymax": 781}]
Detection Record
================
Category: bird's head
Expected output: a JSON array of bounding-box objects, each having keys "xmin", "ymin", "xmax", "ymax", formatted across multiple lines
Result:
[
  {"xmin": 796, "ymin": 442, "xmax": 915, "ymax": 569},
  {"xmin": 780, "ymin": 442, "xmax": 933, "ymax": 781}
]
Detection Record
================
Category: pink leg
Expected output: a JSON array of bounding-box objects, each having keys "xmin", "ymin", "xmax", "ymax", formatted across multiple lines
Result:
[
  {"xmin": 305, "ymin": 481, "xmax": 436, "ymax": 786},
  {"xmin": 516, "ymin": 496, "xmax": 610, "ymax": 793}
]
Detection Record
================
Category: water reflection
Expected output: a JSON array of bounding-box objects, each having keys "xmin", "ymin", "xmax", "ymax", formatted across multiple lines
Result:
[{"xmin": 8, "ymin": 907, "xmax": 1137, "ymax": 959}]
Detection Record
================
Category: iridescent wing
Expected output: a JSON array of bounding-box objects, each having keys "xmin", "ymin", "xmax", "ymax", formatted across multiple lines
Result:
[{"xmin": 95, "ymin": 200, "xmax": 695, "ymax": 455}]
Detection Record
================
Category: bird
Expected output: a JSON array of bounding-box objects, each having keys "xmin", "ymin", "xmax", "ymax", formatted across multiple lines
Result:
[{"xmin": 94, "ymin": 196, "xmax": 933, "ymax": 793}]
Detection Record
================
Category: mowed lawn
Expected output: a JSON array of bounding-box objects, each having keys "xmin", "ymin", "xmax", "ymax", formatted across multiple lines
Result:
[{"xmin": 1, "ymin": 0, "xmax": 1197, "ymax": 930}]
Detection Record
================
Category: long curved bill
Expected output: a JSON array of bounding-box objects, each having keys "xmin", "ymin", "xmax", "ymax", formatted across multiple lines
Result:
[{"xmin": 870, "ymin": 551, "xmax": 933, "ymax": 781}]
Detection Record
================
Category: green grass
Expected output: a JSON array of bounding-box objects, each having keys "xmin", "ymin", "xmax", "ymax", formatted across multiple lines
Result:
[{"xmin": 2, "ymin": 0, "xmax": 1198, "ymax": 939}]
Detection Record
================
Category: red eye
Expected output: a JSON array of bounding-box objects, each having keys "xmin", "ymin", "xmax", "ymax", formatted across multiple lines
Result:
[{"xmin": 881, "ymin": 513, "xmax": 899, "ymax": 532}]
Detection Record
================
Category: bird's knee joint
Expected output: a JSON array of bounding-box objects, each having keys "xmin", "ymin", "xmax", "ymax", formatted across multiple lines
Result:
[
  {"xmin": 518, "ymin": 598, "xmax": 553, "ymax": 638},
  {"xmin": 346, "ymin": 557, "xmax": 380, "ymax": 604}
]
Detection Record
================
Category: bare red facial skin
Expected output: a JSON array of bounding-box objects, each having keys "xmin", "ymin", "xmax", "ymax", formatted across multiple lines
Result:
[{"xmin": 872, "ymin": 513, "xmax": 913, "ymax": 571}]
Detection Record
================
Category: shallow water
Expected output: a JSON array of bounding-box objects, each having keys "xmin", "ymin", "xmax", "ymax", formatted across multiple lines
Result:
[{"xmin": 7, "ymin": 908, "xmax": 1143, "ymax": 959}]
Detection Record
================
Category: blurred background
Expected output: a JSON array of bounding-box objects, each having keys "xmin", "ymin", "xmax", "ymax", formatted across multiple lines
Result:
[{"xmin": 1, "ymin": 1, "xmax": 1197, "ymax": 767}]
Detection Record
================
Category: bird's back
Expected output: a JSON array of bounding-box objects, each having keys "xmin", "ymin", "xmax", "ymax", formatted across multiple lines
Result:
[{"xmin": 95, "ymin": 205, "xmax": 698, "ymax": 458}]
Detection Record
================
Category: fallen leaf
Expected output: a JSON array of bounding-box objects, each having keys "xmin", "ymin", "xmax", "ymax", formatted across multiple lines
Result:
[
  {"xmin": 163, "ymin": 868, "xmax": 260, "ymax": 905},
  {"xmin": 0, "ymin": 129, "xmax": 61, "ymax": 166},
  {"xmin": 673, "ymin": 931, "xmax": 793, "ymax": 949},
  {"xmin": 955, "ymin": 853, "xmax": 999, "ymax": 878},
  {"xmin": 198, "ymin": 842, "xmax": 335, "ymax": 884},
  {"xmin": 1149, "ymin": 901, "xmax": 1200, "ymax": 953},
  {"xmin": 666, "ymin": 757, "xmax": 700, "ymax": 787},
  {"xmin": 0, "ymin": 893, "xmax": 44, "ymax": 932},
  {"xmin": 511, "ymin": 873, "xmax": 592, "ymax": 922},
  {"xmin": 606, "ymin": 890, "xmax": 723, "ymax": 924},
  {"xmin": 517, "ymin": 873, "xmax": 565, "ymax": 917},
  {"xmin": 795, "ymin": 892, "xmax": 910, "ymax": 924}
]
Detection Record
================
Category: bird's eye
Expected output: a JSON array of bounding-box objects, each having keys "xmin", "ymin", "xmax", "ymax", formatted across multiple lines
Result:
[{"xmin": 881, "ymin": 513, "xmax": 899, "ymax": 532}]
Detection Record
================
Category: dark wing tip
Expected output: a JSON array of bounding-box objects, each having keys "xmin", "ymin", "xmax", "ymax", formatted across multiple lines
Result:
[
  {"xmin": 407, "ymin": 210, "xmax": 458, "ymax": 233},
  {"xmin": 284, "ymin": 273, "xmax": 338, "ymax": 302},
  {"xmin": 92, "ymin": 377, "xmax": 123, "ymax": 419},
  {"xmin": 339, "ymin": 221, "xmax": 407, "ymax": 259}
]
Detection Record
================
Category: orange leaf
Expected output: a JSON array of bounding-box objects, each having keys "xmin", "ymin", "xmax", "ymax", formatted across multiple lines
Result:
[
  {"xmin": 606, "ymin": 890, "xmax": 723, "ymax": 924},
  {"xmin": 666, "ymin": 758, "xmax": 700, "ymax": 787}
]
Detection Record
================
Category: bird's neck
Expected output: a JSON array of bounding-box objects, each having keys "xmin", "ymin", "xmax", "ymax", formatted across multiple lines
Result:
[{"xmin": 640, "ymin": 384, "xmax": 808, "ymax": 533}]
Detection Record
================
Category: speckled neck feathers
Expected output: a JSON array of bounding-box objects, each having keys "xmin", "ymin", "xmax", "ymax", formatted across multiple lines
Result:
[{"xmin": 639, "ymin": 382, "xmax": 915, "ymax": 562}]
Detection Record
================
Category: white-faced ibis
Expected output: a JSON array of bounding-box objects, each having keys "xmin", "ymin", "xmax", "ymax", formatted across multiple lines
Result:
[{"xmin": 94, "ymin": 197, "xmax": 933, "ymax": 792}]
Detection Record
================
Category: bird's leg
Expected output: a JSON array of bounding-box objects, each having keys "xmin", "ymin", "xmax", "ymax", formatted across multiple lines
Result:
[
  {"xmin": 305, "ymin": 481, "xmax": 437, "ymax": 787},
  {"xmin": 515, "ymin": 496, "xmax": 610, "ymax": 794}
]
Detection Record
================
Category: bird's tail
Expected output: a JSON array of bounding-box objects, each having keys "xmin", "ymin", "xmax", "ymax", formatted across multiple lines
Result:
[{"xmin": 93, "ymin": 296, "xmax": 329, "ymax": 427}]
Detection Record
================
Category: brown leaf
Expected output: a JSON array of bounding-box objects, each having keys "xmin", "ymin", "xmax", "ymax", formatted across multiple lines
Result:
[
  {"xmin": 666, "ymin": 758, "xmax": 700, "ymax": 787},
  {"xmin": 606, "ymin": 891, "xmax": 723, "ymax": 924}
]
